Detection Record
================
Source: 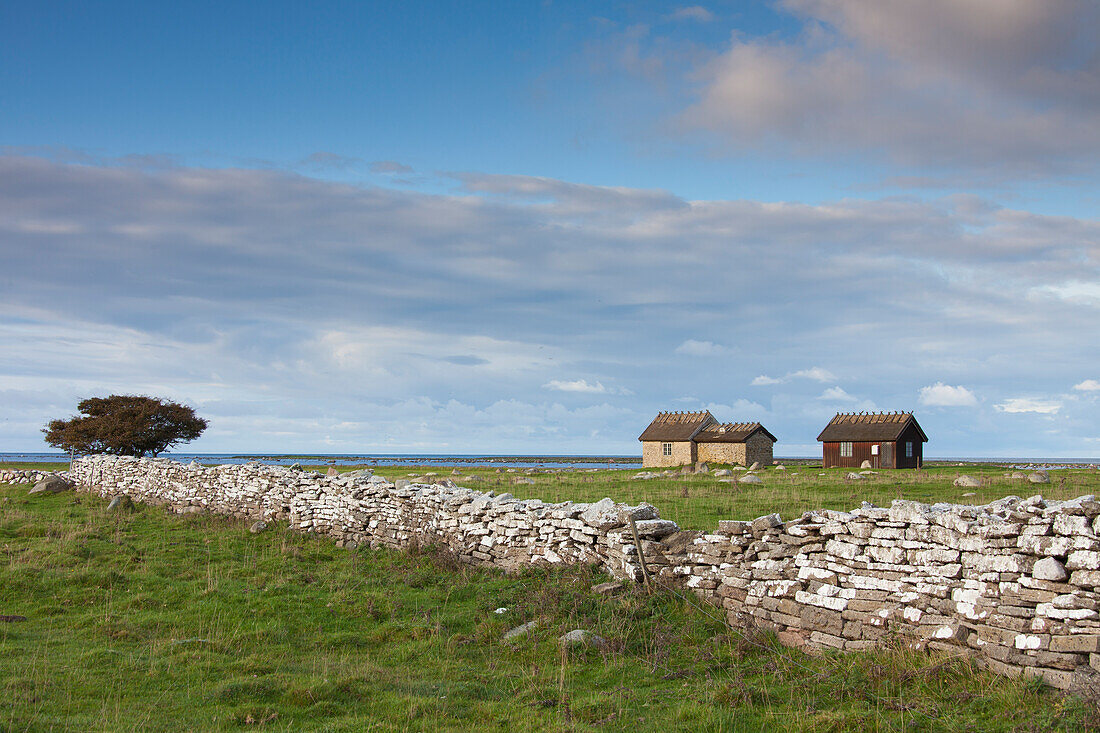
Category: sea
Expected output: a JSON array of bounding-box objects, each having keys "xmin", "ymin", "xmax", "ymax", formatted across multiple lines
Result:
[
  {"xmin": 0, "ymin": 452, "xmax": 643, "ymax": 469},
  {"xmin": 3, "ymin": 452, "xmax": 1098, "ymax": 470}
]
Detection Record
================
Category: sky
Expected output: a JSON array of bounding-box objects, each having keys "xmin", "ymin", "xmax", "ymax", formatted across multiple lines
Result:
[{"xmin": 2, "ymin": 0, "xmax": 1099, "ymax": 458}]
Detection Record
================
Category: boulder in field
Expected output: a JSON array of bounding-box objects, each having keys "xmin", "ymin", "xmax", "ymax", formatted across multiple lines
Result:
[
  {"xmin": 749, "ymin": 462, "xmax": 762, "ymax": 471},
  {"xmin": 860, "ymin": 460, "xmax": 873, "ymax": 469},
  {"xmin": 953, "ymin": 475, "xmax": 981, "ymax": 488},
  {"xmin": 504, "ymin": 620, "xmax": 540, "ymax": 641},
  {"xmin": 249, "ymin": 520, "xmax": 269, "ymax": 534},
  {"xmin": 559, "ymin": 629, "xmax": 608, "ymax": 650},
  {"xmin": 846, "ymin": 472, "xmax": 864, "ymax": 481},
  {"xmin": 106, "ymin": 495, "xmax": 133, "ymax": 512},
  {"xmin": 29, "ymin": 474, "xmax": 72, "ymax": 495},
  {"xmin": 738, "ymin": 474, "xmax": 763, "ymax": 485},
  {"xmin": 325, "ymin": 466, "xmax": 338, "ymax": 477},
  {"xmin": 1028, "ymin": 472, "xmax": 1051, "ymax": 484}
]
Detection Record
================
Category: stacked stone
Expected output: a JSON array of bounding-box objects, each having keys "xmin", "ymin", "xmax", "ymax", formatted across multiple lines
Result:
[
  {"xmin": 64, "ymin": 455, "xmax": 1100, "ymax": 690},
  {"xmin": 0, "ymin": 469, "xmax": 66, "ymax": 485},
  {"xmin": 68, "ymin": 455, "xmax": 658, "ymax": 578},
  {"xmin": 651, "ymin": 496, "xmax": 1100, "ymax": 690}
]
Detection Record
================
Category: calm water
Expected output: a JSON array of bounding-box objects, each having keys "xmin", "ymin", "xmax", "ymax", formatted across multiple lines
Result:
[
  {"xmin": 4, "ymin": 452, "xmax": 1098, "ymax": 470},
  {"xmin": 0, "ymin": 452, "xmax": 643, "ymax": 469}
]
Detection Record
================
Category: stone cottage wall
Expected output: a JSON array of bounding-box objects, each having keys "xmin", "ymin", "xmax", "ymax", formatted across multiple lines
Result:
[
  {"xmin": 744, "ymin": 432, "xmax": 774, "ymax": 468},
  {"xmin": 641, "ymin": 441, "xmax": 694, "ymax": 468},
  {"xmin": 696, "ymin": 442, "xmax": 747, "ymax": 466},
  {"xmin": 26, "ymin": 456, "xmax": 1100, "ymax": 691}
]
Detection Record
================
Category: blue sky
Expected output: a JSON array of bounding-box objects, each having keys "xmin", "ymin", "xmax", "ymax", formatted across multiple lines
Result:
[{"xmin": 2, "ymin": 1, "xmax": 1099, "ymax": 457}]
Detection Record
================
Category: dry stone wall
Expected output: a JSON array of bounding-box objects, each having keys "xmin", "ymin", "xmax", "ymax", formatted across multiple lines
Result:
[
  {"xmin": 695, "ymin": 442, "xmax": 746, "ymax": 467},
  {"xmin": 21, "ymin": 455, "xmax": 1100, "ymax": 691}
]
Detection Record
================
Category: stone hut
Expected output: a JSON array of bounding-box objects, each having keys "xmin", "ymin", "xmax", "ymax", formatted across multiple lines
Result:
[
  {"xmin": 639, "ymin": 411, "xmax": 776, "ymax": 468},
  {"xmin": 817, "ymin": 411, "xmax": 927, "ymax": 469}
]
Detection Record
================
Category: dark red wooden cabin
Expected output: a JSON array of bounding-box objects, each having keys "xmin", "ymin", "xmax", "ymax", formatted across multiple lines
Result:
[{"xmin": 817, "ymin": 412, "xmax": 927, "ymax": 469}]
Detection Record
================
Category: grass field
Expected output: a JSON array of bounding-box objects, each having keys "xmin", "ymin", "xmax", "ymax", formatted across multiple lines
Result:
[
  {"xmin": 354, "ymin": 463, "xmax": 1100, "ymax": 531},
  {"xmin": 2, "ymin": 475, "xmax": 1100, "ymax": 731},
  {"xmin": 14, "ymin": 459, "xmax": 1100, "ymax": 531}
]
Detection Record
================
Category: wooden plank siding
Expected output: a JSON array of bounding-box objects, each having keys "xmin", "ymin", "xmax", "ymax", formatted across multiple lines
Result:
[
  {"xmin": 823, "ymin": 434, "xmax": 923, "ymax": 469},
  {"xmin": 823, "ymin": 441, "xmax": 887, "ymax": 469},
  {"xmin": 894, "ymin": 423, "xmax": 924, "ymax": 469}
]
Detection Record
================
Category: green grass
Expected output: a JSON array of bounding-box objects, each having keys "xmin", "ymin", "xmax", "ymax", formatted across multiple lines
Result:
[
  {"xmin": 15, "ymin": 459, "xmax": 1098, "ymax": 531},
  {"xmin": 1, "ymin": 462, "xmax": 70, "ymax": 472},
  {"xmin": 2, "ymin": 480, "xmax": 1099, "ymax": 731},
  {"xmin": 347, "ymin": 463, "xmax": 1100, "ymax": 531}
]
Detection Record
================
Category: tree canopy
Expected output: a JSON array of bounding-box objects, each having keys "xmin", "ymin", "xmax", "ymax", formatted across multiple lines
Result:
[{"xmin": 43, "ymin": 395, "xmax": 208, "ymax": 457}]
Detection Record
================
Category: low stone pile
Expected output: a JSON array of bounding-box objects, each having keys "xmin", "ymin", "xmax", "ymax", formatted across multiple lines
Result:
[
  {"xmin": 48, "ymin": 455, "xmax": 1100, "ymax": 691},
  {"xmin": 0, "ymin": 468, "xmax": 65, "ymax": 486}
]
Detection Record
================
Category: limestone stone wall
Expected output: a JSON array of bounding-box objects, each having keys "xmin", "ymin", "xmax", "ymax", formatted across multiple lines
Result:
[
  {"xmin": 696, "ymin": 442, "xmax": 747, "ymax": 466},
  {"xmin": 26, "ymin": 455, "xmax": 1100, "ymax": 691},
  {"xmin": 744, "ymin": 432, "xmax": 774, "ymax": 468},
  {"xmin": 642, "ymin": 441, "xmax": 694, "ymax": 468}
]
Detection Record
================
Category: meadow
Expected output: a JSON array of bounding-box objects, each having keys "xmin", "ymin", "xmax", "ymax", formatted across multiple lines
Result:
[
  {"xmin": 367, "ymin": 462, "xmax": 1100, "ymax": 531},
  {"xmin": 2, "ymin": 464, "xmax": 1100, "ymax": 731}
]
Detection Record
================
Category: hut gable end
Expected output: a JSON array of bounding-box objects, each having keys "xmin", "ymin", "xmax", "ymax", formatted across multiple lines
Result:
[
  {"xmin": 816, "ymin": 412, "xmax": 928, "ymax": 443},
  {"xmin": 695, "ymin": 422, "xmax": 777, "ymax": 444},
  {"xmin": 637, "ymin": 411, "xmax": 716, "ymax": 442}
]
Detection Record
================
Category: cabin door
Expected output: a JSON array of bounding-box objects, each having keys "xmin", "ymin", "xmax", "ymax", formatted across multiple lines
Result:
[{"xmin": 881, "ymin": 442, "xmax": 894, "ymax": 469}]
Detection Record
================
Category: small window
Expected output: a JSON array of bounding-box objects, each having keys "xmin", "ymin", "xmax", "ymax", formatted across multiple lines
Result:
[
  {"xmin": 906, "ymin": 441, "xmax": 913, "ymax": 458},
  {"xmin": 662, "ymin": 442, "xmax": 673, "ymax": 457},
  {"xmin": 840, "ymin": 442, "xmax": 853, "ymax": 457}
]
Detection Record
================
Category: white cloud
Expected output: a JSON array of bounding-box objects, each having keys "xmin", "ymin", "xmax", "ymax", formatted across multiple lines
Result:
[
  {"xmin": 791, "ymin": 367, "xmax": 836, "ymax": 383},
  {"xmin": 1074, "ymin": 379, "xmax": 1100, "ymax": 392},
  {"xmin": 996, "ymin": 398, "xmax": 1062, "ymax": 414},
  {"xmin": 543, "ymin": 379, "xmax": 631, "ymax": 396},
  {"xmin": 819, "ymin": 386, "xmax": 857, "ymax": 402},
  {"xmin": 675, "ymin": 339, "xmax": 728, "ymax": 356},
  {"xmin": 1032, "ymin": 282, "xmax": 1100, "ymax": 306},
  {"xmin": 754, "ymin": 367, "xmax": 836, "ymax": 385},
  {"xmin": 919, "ymin": 382, "xmax": 978, "ymax": 407}
]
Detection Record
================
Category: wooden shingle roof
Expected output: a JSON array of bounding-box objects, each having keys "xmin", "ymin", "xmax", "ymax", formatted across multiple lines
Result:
[
  {"xmin": 695, "ymin": 422, "xmax": 777, "ymax": 444},
  {"xmin": 638, "ymin": 411, "xmax": 716, "ymax": 442},
  {"xmin": 816, "ymin": 412, "xmax": 928, "ymax": 443}
]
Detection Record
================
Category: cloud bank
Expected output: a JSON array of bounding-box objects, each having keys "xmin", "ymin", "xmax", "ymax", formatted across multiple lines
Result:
[
  {"xmin": 1, "ymin": 155, "xmax": 1098, "ymax": 455},
  {"xmin": 679, "ymin": 0, "xmax": 1100, "ymax": 176}
]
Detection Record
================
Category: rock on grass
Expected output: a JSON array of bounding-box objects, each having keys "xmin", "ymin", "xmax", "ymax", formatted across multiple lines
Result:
[
  {"xmin": 29, "ymin": 474, "xmax": 72, "ymax": 495},
  {"xmin": 559, "ymin": 629, "xmax": 608, "ymax": 650}
]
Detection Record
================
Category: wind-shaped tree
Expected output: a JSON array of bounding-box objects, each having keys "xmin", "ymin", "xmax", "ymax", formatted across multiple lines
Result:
[{"xmin": 44, "ymin": 395, "xmax": 208, "ymax": 457}]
